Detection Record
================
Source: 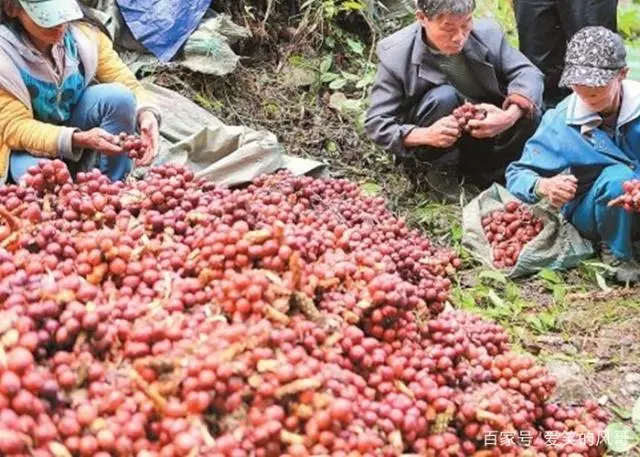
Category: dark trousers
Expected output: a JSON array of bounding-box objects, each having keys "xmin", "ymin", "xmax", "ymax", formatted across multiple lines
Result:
[
  {"xmin": 513, "ymin": 0, "xmax": 618, "ymax": 110},
  {"xmin": 404, "ymin": 85, "xmax": 539, "ymax": 187}
]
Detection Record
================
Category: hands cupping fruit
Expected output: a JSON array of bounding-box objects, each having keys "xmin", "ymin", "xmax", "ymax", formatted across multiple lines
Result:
[{"xmin": 452, "ymin": 102, "xmax": 487, "ymax": 132}]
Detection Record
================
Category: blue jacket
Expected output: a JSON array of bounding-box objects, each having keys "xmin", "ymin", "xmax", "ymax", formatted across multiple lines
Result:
[{"xmin": 506, "ymin": 80, "xmax": 640, "ymax": 208}]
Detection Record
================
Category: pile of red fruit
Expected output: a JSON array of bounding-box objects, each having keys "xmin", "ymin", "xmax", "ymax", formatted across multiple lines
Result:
[
  {"xmin": 482, "ymin": 201, "xmax": 544, "ymax": 269},
  {"xmin": 114, "ymin": 133, "xmax": 149, "ymax": 161},
  {"xmin": 453, "ymin": 102, "xmax": 487, "ymax": 132},
  {"xmin": 0, "ymin": 161, "xmax": 608, "ymax": 457},
  {"xmin": 608, "ymin": 179, "xmax": 640, "ymax": 212}
]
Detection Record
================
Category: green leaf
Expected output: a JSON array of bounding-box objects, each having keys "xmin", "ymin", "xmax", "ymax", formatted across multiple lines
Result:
[
  {"xmin": 633, "ymin": 397, "xmax": 640, "ymax": 427},
  {"xmin": 479, "ymin": 270, "xmax": 508, "ymax": 285},
  {"xmin": 583, "ymin": 261, "xmax": 617, "ymax": 273},
  {"xmin": 346, "ymin": 38, "xmax": 364, "ymax": 55},
  {"xmin": 595, "ymin": 272, "xmax": 612, "ymax": 292},
  {"xmin": 618, "ymin": 7, "xmax": 640, "ymax": 39},
  {"xmin": 360, "ymin": 181, "xmax": 380, "ymax": 196},
  {"xmin": 552, "ymin": 284, "xmax": 566, "ymax": 303},
  {"xmin": 320, "ymin": 55, "xmax": 333, "ymax": 74},
  {"xmin": 340, "ymin": 0, "xmax": 366, "ymax": 11},
  {"xmin": 504, "ymin": 282, "xmax": 521, "ymax": 301},
  {"xmin": 355, "ymin": 72, "xmax": 375, "ymax": 89},
  {"xmin": 537, "ymin": 268, "xmax": 563, "ymax": 284},
  {"xmin": 340, "ymin": 71, "xmax": 360, "ymax": 81},
  {"xmin": 488, "ymin": 289, "xmax": 506, "ymax": 308},
  {"xmin": 326, "ymin": 140, "xmax": 338, "ymax": 153},
  {"xmin": 611, "ymin": 405, "xmax": 633, "ymax": 420},
  {"xmin": 329, "ymin": 78, "xmax": 348, "ymax": 90},
  {"xmin": 320, "ymin": 72, "xmax": 340, "ymax": 83},
  {"xmin": 324, "ymin": 36, "xmax": 336, "ymax": 49},
  {"xmin": 450, "ymin": 224, "xmax": 462, "ymax": 243},
  {"xmin": 455, "ymin": 290, "xmax": 478, "ymax": 310},
  {"xmin": 605, "ymin": 423, "xmax": 639, "ymax": 453},
  {"xmin": 539, "ymin": 312, "xmax": 556, "ymax": 329},
  {"xmin": 527, "ymin": 316, "xmax": 544, "ymax": 334}
]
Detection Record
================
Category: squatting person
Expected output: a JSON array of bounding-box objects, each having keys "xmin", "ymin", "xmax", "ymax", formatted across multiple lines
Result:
[
  {"xmin": 506, "ymin": 27, "xmax": 640, "ymax": 282},
  {"xmin": 0, "ymin": 0, "xmax": 161, "ymax": 184},
  {"xmin": 364, "ymin": 0, "xmax": 543, "ymax": 201}
]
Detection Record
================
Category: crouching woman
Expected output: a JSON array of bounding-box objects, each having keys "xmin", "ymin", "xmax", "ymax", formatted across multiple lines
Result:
[
  {"xmin": 507, "ymin": 27, "xmax": 640, "ymax": 282},
  {"xmin": 0, "ymin": 0, "xmax": 160, "ymax": 184}
]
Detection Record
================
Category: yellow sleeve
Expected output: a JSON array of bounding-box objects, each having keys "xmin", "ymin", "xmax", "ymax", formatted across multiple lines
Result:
[
  {"xmin": 0, "ymin": 88, "xmax": 68, "ymax": 158},
  {"xmin": 91, "ymin": 27, "xmax": 150, "ymax": 106}
]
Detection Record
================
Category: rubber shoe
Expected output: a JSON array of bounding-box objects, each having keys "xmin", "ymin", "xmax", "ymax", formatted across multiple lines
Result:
[
  {"xmin": 613, "ymin": 259, "xmax": 640, "ymax": 283},
  {"xmin": 600, "ymin": 244, "xmax": 640, "ymax": 283}
]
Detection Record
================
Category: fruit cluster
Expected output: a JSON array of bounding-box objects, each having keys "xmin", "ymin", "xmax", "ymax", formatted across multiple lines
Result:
[
  {"xmin": 608, "ymin": 179, "xmax": 640, "ymax": 212},
  {"xmin": 453, "ymin": 102, "xmax": 487, "ymax": 132},
  {"xmin": 482, "ymin": 201, "xmax": 544, "ymax": 269},
  {"xmin": 114, "ymin": 133, "xmax": 149, "ymax": 160}
]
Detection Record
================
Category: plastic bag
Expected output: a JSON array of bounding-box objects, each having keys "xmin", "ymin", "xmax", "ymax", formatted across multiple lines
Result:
[
  {"xmin": 462, "ymin": 183, "xmax": 594, "ymax": 278},
  {"xmin": 133, "ymin": 82, "xmax": 326, "ymax": 187},
  {"xmin": 115, "ymin": 0, "xmax": 210, "ymax": 61},
  {"xmin": 181, "ymin": 14, "xmax": 252, "ymax": 76}
]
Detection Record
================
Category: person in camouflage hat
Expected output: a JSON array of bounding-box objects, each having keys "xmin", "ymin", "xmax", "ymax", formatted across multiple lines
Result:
[
  {"xmin": 506, "ymin": 26, "xmax": 640, "ymax": 283},
  {"xmin": 0, "ymin": 0, "xmax": 162, "ymax": 184}
]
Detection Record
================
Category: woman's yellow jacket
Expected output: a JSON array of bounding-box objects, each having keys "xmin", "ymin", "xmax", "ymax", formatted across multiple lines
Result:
[{"xmin": 0, "ymin": 23, "xmax": 154, "ymax": 182}]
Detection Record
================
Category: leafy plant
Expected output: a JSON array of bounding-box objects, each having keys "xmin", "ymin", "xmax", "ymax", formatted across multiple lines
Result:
[
  {"xmin": 452, "ymin": 270, "xmax": 530, "ymax": 325},
  {"xmin": 451, "ymin": 268, "xmax": 569, "ymax": 339},
  {"xmin": 318, "ymin": 40, "xmax": 377, "ymax": 91},
  {"xmin": 618, "ymin": 5, "xmax": 640, "ymax": 40},
  {"xmin": 476, "ymin": 0, "xmax": 518, "ymax": 46},
  {"xmin": 605, "ymin": 397, "xmax": 640, "ymax": 453},
  {"xmin": 536, "ymin": 268, "xmax": 567, "ymax": 304},
  {"xmin": 578, "ymin": 261, "xmax": 616, "ymax": 292}
]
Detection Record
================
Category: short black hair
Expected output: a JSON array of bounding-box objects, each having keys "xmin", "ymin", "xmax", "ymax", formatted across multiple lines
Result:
[{"xmin": 416, "ymin": 0, "xmax": 475, "ymax": 18}]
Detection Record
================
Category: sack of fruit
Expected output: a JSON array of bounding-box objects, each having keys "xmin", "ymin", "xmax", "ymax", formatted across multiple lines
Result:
[{"xmin": 462, "ymin": 183, "xmax": 595, "ymax": 278}]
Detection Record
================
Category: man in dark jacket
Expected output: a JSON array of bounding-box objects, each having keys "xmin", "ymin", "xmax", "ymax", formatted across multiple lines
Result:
[
  {"xmin": 513, "ymin": 0, "xmax": 618, "ymax": 110},
  {"xmin": 365, "ymin": 0, "xmax": 543, "ymax": 200}
]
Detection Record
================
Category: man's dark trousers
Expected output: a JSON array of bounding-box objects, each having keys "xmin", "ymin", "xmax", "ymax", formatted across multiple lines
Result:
[{"xmin": 403, "ymin": 85, "xmax": 539, "ymax": 187}]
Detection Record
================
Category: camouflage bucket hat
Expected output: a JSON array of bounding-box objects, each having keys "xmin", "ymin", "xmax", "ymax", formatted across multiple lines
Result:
[
  {"xmin": 18, "ymin": 0, "xmax": 83, "ymax": 28},
  {"xmin": 559, "ymin": 26, "xmax": 627, "ymax": 88}
]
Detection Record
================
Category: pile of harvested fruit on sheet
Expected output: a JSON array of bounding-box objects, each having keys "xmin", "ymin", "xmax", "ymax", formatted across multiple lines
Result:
[{"xmin": 0, "ymin": 161, "xmax": 608, "ymax": 457}]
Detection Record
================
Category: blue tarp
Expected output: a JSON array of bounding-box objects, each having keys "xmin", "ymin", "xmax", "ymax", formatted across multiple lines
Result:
[{"xmin": 115, "ymin": 0, "xmax": 211, "ymax": 62}]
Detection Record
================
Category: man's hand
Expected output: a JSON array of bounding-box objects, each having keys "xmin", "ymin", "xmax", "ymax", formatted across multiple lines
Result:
[
  {"xmin": 137, "ymin": 111, "xmax": 159, "ymax": 167},
  {"xmin": 72, "ymin": 128, "xmax": 123, "ymax": 155},
  {"xmin": 424, "ymin": 115, "xmax": 462, "ymax": 148},
  {"xmin": 467, "ymin": 103, "xmax": 521, "ymax": 139},
  {"xmin": 537, "ymin": 174, "xmax": 578, "ymax": 208}
]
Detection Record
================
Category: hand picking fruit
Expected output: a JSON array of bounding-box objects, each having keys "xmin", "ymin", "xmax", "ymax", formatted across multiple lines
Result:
[
  {"xmin": 114, "ymin": 132, "xmax": 151, "ymax": 162},
  {"xmin": 608, "ymin": 179, "xmax": 640, "ymax": 212}
]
